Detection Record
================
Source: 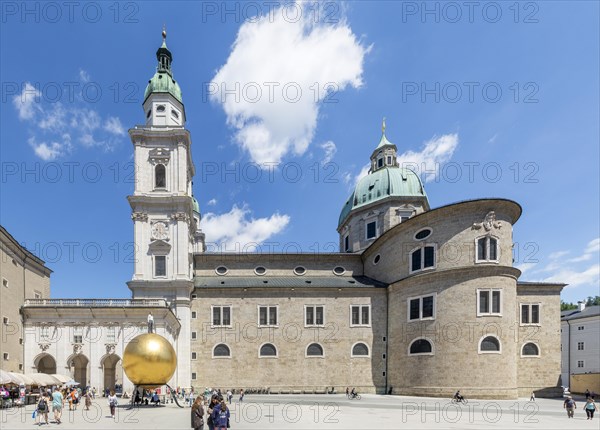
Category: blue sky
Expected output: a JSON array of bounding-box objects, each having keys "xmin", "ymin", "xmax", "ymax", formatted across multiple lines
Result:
[{"xmin": 1, "ymin": 1, "xmax": 598, "ymax": 303}]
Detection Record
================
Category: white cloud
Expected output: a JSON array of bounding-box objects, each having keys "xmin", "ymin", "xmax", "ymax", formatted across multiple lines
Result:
[
  {"xmin": 397, "ymin": 133, "xmax": 459, "ymax": 183},
  {"xmin": 13, "ymin": 79, "xmax": 125, "ymax": 159},
  {"xmin": 320, "ymin": 141, "xmax": 337, "ymax": 165},
  {"xmin": 202, "ymin": 205, "xmax": 290, "ymax": 247},
  {"xmin": 79, "ymin": 69, "xmax": 90, "ymax": 83},
  {"xmin": 353, "ymin": 133, "xmax": 459, "ymax": 184},
  {"xmin": 104, "ymin": 117, "xmax": 126, "ymax": 136},
  {"xmin": 516, "ymin": 262, "xmax": 537, "ymax": 275},
  {"xmin": 207, "ymin": 199, "xmax": 218, "ymax": 206},
  {"xmin": 584, "ymin": 238, "xmax": 600, "ymax": 254},
  {"xmin": 543, "ymin": 264, "xmax": 600, "ymax": 289},
  {"xmin": 28, "ymin": 135, "xmax": 71, "ymax": 161},
  {"xmin": 12, "ymin": 83, "xmax": 41, "ymax": 120},
  {"xmin": 210, "ymin": 2, "xmax": 369, "ymax": 164},
  {"xmin": 548, "ymin": 250, "xmax": 569, "ymax": 260}
]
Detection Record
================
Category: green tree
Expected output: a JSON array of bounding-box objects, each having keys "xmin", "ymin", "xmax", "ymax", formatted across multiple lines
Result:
[
  {"xmin": 585, "ymin": 296, "xmax": 600, "ymax": 306},
  {"xmin": 561, "ymin": 301, "xmax": 578, "ymax": 311}
]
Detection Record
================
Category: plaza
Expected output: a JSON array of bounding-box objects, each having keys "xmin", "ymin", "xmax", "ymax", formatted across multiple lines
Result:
[{"xmin": 1, "ymin": 394, "xmax": 594, "ymax": 429}]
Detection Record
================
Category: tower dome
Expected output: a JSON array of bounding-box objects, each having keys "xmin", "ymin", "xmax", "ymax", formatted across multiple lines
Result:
[
  {"xmin": 143, "ymin": 30, "xmax": 183, "ymax": 104},
  {"xmin": 337, "ymin": 119, "xmax": 430, "ymax": 252}
]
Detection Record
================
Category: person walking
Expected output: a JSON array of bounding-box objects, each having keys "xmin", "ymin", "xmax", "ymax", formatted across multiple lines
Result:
[
  {"xmin": 188, "ymin": 387, "xmax": 195, "ymax": 407},
  {"xmin": 36, "ymin": 391, "xmax": 49, "ymax": 426},
  {"xmin": 585, "ymin": 397, "xmax": 598, "ymax": 420},
  {"xmin": 226, "ymin": 389, "xmax": 232, "ymax": 404},
  {"xmin": 206, "ymin": 396, "xmax": 219, "ymax": 430},
  {"xmin": 530, "ymin": 391, "xmax": 535, "ymax": 402},
  {"xmin": 51, "ymin": 387, "xmax": 63, "ymax": 424},
  {"xmin": 564, "ymin": 396, "xmax": 577, "ymax": 418},
  {"xmin": 147, "ymin": 312, "xmax": 154, "ymax": 333},
  {"xmin": 212, "ymin": 399, "xmax": 230, "ymax": 430},
  {"xmin": 239, "ymin": 389, "xmax": 244, "ymax": 402},
  {"xmin": 108, "ymin": 390, "xmax": 118, "ymax": 418},
  {"xmin": 191, "ymin": 396, "xmax": 205, "ymax": 430},
  {"xmin": 84, "ymin": 389, "xmax": 92, "ymax": 410}
]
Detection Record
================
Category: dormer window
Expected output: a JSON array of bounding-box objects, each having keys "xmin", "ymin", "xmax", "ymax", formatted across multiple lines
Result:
[
  {"xmin": 155, "ymin": 164, "xmax": 166, "ymax": 189},
  {"xmin": 387, "ymin": 156, "xmax": 392, "ymax": 165},
  {"xmin": 378, "ymin": 158, "xmax": 383, "ymax": 168}
]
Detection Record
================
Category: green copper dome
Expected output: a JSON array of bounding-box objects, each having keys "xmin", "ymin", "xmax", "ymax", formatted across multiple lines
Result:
[
  {"xmin": 338, "ymin": 167, "xmax": 427, "ymax": 227},
  {"xmin": 192, "ymin": 196, "xmax": 200, "ymax": 214},
  {"xmin": 143, "ymin": 33, "xmax": 183, "ymax": 104}
]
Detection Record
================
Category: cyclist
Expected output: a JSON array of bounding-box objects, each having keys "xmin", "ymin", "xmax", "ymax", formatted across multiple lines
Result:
[
  {"xmin": 453, "ymin": 390, "xmax": 464, "ymax": 403},
  {"xmin": 350, "ymin": 388, "xmax": 357, "ymax": 399}
]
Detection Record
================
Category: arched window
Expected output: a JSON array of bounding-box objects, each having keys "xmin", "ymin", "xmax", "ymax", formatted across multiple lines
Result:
[
  {"xmin": 306, "ymin": 343, "xmax": 323, "ymax": 357},
  {"xmin": 476, "ymin": 236, "xmax": 499, "ymax": 262},
  {"xmin": 213, "ymin": 344, "xmax": 231, "ymax": 358},
  {"xmin": 409, "ymin": 338, "xmax": 433, "ymax": 355},
  {"xmin": 259, "ymin": 343, "xmax": 277, "ymax": 357},
  {"xmin": 410, "ymin": 245, "xmax": 436, "ymax": 273},
  {"xmin": 351, "ymin": 342, "xmax": 369, "ymax": 357},
  {"xmin": 155, "ymin": 164, "xmax": 166, "ymax": 189},
  {"xmin": 479, "ymin": 336, "xmax": 501, "ymax": 353},
  {"xmin": 522, "ymin": 343, "xmax": 540, "ymax": 356}
]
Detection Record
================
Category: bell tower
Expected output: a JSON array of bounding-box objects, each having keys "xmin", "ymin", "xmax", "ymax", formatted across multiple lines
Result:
[{"xmin": 127, "ymin": 29, "xmax": 204, "ymax": 389}]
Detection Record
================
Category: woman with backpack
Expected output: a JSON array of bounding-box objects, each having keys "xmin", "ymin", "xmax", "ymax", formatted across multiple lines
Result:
[
  {"xmin": 36, "ymin": 392, "xmax": 49, "ymax": 426},
  {"xmin": 212, "ymin": 399, "xmax": 230, "ymax": 430}
]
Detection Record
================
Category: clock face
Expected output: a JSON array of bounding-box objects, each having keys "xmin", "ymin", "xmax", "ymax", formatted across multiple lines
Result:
[{"xmin": 152, "ymin": 222, "xmax": 168, "ymax": 240}]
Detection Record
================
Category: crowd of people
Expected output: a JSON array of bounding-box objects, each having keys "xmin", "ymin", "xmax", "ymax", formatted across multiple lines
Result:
[{"xmin": 191, "ymin": 389, "xmax": 240, "ymax": 430}]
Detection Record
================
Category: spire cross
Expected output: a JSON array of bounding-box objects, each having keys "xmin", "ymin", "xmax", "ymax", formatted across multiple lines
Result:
[{"xmin": 382, "ymin": 117, "xmax": 386, "ymax": 134}]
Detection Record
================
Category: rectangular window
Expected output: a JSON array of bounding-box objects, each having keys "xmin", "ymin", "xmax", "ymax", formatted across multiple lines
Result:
[
  {"xmin": 18, "ymin": 364, "xmax": 23, "ymax": 370},
  {"xmin": 411, "ymin": 249, "xmax": 421, "ymax": 272},
  {"xmin": 191, "ymin": 294, "xmax": 197, "ymax": 299},
  {"xmin": 578, "ymin": 326, "xmax": 584, "ymax": 330},
  {"xmin": 344, "ymin": 235, "xmax": 350, "ymax": 252},
  {"xmin": 387, "ymin": 156, "xmax": 392, "ymax": 165},
  {"xmin": 411, "ymin": 246, "xmax": 436, "ymax": 272},
  {"xmin": 191, "ymin": 311, "xmax": 197, "ymax": 319},
  {"xmin": 2, "ymin": 353, "xmax": 8, "ymax": 360},
  {"xmin": 305, "ymin": 306, "xmax": 324, "ymax": 326},
  {"xmin": 154, "ymin": 256, "xmax": 166, "ymax": 277},
  {"xmin": 258, "ymin": 306, "xmax": 278, "ymax": 326},
  {"xmin": 408, "ymin": 294, "xmax": 435, "ymax": 321},
  {"xmin": 40, "ymin": 326, "xmax": 50, "ymax": 341},
  {"xmin": 2, "ymin": 278, "xmax": 7, "ymax": 288},
  {"xmin": 19, "ymin": 338, "xmax": 23, "ymax": 345},
  {"xmin": 478, "ymin": 289, "xmax": 502, "ymax": 316},
  {"xmin": 377, "ymin": 158, "xmax": 383, "ymax": 168},
  {"xmin": 350, "ymin": 305, "xmax": 370, "ymax": 326},
  {"xmin": 107, "ymin": 327, "xmax": 116, "ymax": 343},
  {"xmin": 577, "ymin": 341, "xmax": 584, "ymax": 350},
  {"xmin": 191, "ymin": 372, "xmax": 197, "ymax": 380},
  {"xmin": 578, "ymin": 360, "xmax": 584, "ymax": 368},
  {"xmin": 191, "ymin": 352, "xmax": 197, "ymax": 360},
  {"xmin": 191, "ymin": 331, "xmax": 197, "ymax": 340},
  {"xmin": 212, "ymin": 306, "xmax": 232, "ymax": 327},
  {"xmin": 366, "ymin": 221, "xmax": 377, "ymax": 240},
  {"xmin": 520, "ymin": 304, "xmax": 540, "ymax": 325},
  {"xmin": 34, "ymin": 290, "xmax": 42, "ymax": 299},
  {"xmin": 73, "ymin": 327, "xmax": 83, "ymax": 344},
  {"xmin": 2, "ymin": 316, "xmax": 8, "ymax": 325},
  {"xmin": 424, "ymin": 247, "xmax": 435, "ymax": 268}
]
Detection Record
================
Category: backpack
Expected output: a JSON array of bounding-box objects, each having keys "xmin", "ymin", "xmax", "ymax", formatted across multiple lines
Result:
[
  {"xmin": 37, "ymin": 398, "xmax": 47, "ymax": 412},
  {"xmin": 566, "ymin": 399, "xmax": 574, "ymax": 408}
]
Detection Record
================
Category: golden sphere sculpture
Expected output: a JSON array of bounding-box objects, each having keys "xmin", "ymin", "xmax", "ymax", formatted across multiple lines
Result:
[{"xmin": 122, "ymin": 333, "xmax": 177, "ymax": 388}]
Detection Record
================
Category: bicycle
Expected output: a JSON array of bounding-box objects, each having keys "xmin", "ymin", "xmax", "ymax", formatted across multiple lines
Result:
[
  {"xmin": 451, "ymin": 396, "xmax": 468, "ymax": 404},
  {"xmin": 349, "ymin": 393, "xmax": 361, "ymax": 400}
]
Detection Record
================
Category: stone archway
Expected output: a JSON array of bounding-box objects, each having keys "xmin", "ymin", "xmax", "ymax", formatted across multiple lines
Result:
[
  {"xmin": 101, "ymin": 354, "xmax": 122, "ymax": 392},
  {"xmin": 35, "ymin": 354, "xmax": 57, "ymax": 374},
  {"xmin": 67, "ymin": 354, "xmax": 89, "ymax": 387}
]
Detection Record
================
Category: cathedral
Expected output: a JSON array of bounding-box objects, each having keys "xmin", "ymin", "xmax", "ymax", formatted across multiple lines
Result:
[{"xmin": 14, "ymin": 33, "xmax": 565, "ymax": 399}]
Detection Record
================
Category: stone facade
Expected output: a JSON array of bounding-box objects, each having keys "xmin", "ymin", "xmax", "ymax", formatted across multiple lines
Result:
[{"xmin": 0, "ymin": 226, "xmax": 51, "ymax": 373}]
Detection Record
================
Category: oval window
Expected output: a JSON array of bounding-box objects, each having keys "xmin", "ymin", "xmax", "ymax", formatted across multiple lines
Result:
[
  {"xmin": 293, "ymin": 266, "xmax": 306, "ymax": 276},
  {"xmin": 373, "ymin": 254, "xmax": 381, "ymax": 265},
  {"xmin": 254, "ymin": 266, "xmax": 266, "ymax": 275},
  {"xmin": 146, "ymin": 110, "xmax": 151, "ymax": 118},
  {"xmin": 156, "ymin": 105, "xmax": 166, "ymax": 112},
  {"xmin": 415, "ymin": 228, "xmax": 432, "ymax": 240},
  {"xmin": 171, "ymin": 109, "xmax": 179, "ymax": 119},
  {"xmin": 215, "ymin": 266, "xmax": 228, "ymax": 276},
  {"xmin": 333, "ymin": 266, "xmax": 345, "ymax": 276}
]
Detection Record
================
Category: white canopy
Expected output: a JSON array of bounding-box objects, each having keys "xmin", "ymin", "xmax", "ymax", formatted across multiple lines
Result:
[{"xmin": 27, "ymin": 373, "xmax": 61, "ymax": 386}]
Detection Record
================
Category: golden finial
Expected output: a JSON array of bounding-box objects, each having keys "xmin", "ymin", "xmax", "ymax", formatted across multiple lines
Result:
[
  {"xmin": 382, "ymin": 117, "xmax": 386, "ymax": 134},
  {"xmin": 162, "ymin": 24, "xmax": 167, "ymax": 40}
]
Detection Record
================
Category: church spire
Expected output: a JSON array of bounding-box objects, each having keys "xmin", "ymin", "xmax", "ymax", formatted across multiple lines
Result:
[
  {"xmin": 370, "ymin": 117, "xmax": 398, "ymax": 172},
  {"xmin": 156, "ymin": 26, "xmax": 173, "ymax": 74}
]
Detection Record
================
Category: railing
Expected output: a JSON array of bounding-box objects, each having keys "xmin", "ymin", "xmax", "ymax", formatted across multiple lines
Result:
[{"xmin": 23, "ymin": 298, "xmax": 168, "ymax": 307}]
